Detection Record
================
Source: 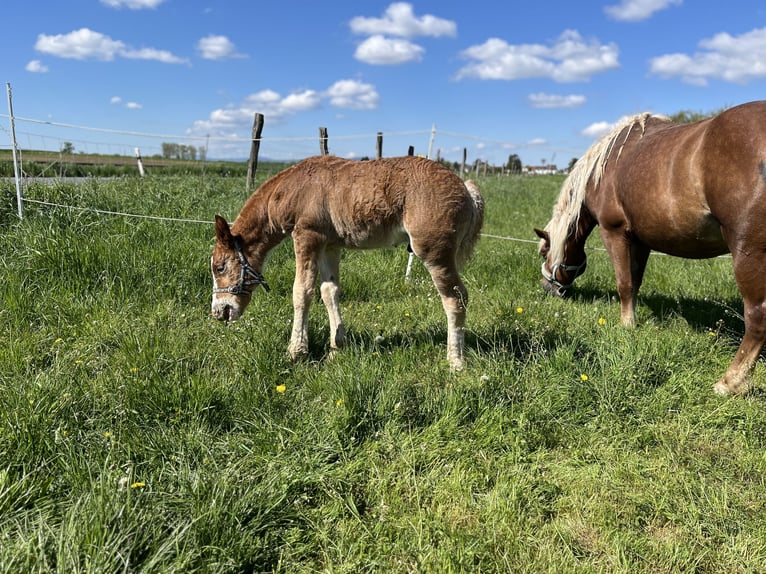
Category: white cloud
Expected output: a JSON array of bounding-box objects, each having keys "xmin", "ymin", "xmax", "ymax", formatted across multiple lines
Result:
[
  {"xmin": 650, "ymin": 26, "xmax": 766, "ymax": 85},
  {"xmin": 605, "ymin": 0, "xmax": 681, "ymax": 22},
  {"xmin": 122, "ymin": 47, "xmax": 188, "ymax": 64},
  {"xmin": 326, "ymin": 80, "xmax": 380, "ymax": 109},
  {"xmin": 350, "ymin": 2, "xmax": 456, "ymax": 38},
  {"xmin": 456, "ymin": 30, "xmax": 619, "ymax": 83},
  {"xmin": 34, "ymin": 28, "xmax": 188, "ymax": 64},
  {"xmin": 582, "ymin": 121, "xmax": 616, "ymax": 139},
  {"xmin": 528, "ymin": 93, "xmax": 586, "ymax": 109},
  {"xmin": 527, "ymin": 138, "xmax": 547, "ymax": 146},
  {"xmin": 350, "ymin": 3, "xmax": 454, "ymax": 66},
  {"xmin": 100, "ymin": 0, "xmax": 166, "ymax": 8},
  {"xmin": 25, "ymin": 60, "xmax": 48, "ymax": 73},
  {"xmin": 281, "ymin": 90, "xmax": 322, "ymax": 113},
  {"xmin": 197, "ymin": 35, "xmax": 246, "ymax": 60},
  {"xmin": 126, "ymin": 102, "xmax": 142, "ymax": 109},
  {"xmin": 354, "ymin": 35, "xmax": 424, "ymax": 65},
  {"xmin": 110, "ymin": 96, "xmax": 122, "ymax": 104},
  {"xmin": 188, "ymin": 81, "xmax": 380, "ymax": 139}
]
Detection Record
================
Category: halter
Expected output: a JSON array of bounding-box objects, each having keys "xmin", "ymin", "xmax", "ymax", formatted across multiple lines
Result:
[
  {"xmin": 541, "ymin": 257, "xmax": 587, "ymax": 295},
  {"xmin": 213, "ymin": 240, "xmax": 270, "ymax": 296}
]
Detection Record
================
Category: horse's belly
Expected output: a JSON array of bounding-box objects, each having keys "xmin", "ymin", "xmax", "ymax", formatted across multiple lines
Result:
[
  {"xmin": 636, "ymin": 212, "xmax": 728, "ymax": 258},
  {"xmin": 346, "ymin": 224, "xmax": 409, "ymax": 249}
]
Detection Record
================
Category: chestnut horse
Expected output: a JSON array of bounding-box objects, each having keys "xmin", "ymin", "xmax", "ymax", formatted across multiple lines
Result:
[
  {"xmin": 535, "ymin": 100, "xmax": 766, "ymax": 396},
  {"xmin": 211, "ymin": 155, "xmax": 484, "ymax": 370}
]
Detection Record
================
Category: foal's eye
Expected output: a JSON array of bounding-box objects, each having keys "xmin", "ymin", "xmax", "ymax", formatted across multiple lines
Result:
[{"xmin": 215, "ymin": 263, "xmax": 225, "ymax": 274}]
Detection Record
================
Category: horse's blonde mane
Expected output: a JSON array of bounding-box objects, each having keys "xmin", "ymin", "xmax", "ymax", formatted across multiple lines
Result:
[{"xmin": 544, "ymin": 112, "xmax": 667, "ymax": 263}]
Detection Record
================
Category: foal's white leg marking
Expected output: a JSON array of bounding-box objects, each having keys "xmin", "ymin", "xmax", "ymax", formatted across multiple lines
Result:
[
  {"xmin": 288, "ymin": 254, "xmax": 317, "ymax": 360},
  {"xmin": 424, "ymin": 261, "xmax": 467, "ymax": 371},
  {"xmin": 442, "ymin": 294, "xmax": 466, "ymax": 370},
  {"xmin": 319, "ymin": 249, "xmax": 345, "ymax": 350}
]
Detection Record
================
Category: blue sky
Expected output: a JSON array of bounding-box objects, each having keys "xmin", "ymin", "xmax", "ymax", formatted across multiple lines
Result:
[{"xmin": 4, "ymin": 0, "xmax": 766, "ymax": 166}]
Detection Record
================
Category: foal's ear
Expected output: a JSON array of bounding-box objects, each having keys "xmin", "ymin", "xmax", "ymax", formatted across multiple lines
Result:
[
  {"xmin": 533, "ymin": 228, "xmax": 549, "ymax": 242},
  {"xmin": 215, "ymin": 215, "xmax": 235, "ymax": 246}
]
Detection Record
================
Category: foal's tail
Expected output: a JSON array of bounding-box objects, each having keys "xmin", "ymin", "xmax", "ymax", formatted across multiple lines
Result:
[{"xmin": 456, "ymin": 179, "xmax": 485, "ymax": 269}]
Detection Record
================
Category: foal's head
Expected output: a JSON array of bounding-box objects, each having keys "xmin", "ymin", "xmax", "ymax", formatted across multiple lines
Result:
[
  {"xmin": 210, "ymin": 215, "xmax": 269, "ymax": 322},
  {"xmin": 533, "ymin": 227, "xmax": 587, "ymax": 297}
]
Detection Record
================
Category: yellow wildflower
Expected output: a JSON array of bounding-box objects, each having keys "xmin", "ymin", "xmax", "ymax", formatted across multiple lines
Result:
[
  {"xmin": 516, "ymin": 307, "xmax": 524, "ymax": 314},
  {"xmin": 336, "ymin": 399, "xmax": 343, "ymax": 407},
  {"xmin": 598, "ymin": 317, "xmax": 606, "ymax": 326},
  {"xmin": 130, "ymin": 482, "xmax": 146, "ymax": 489},
  {"xmin": 580, "ymin": 374, "xmax": 589, "ymax": 382},
  {"xmin": 275, "ymin": 384, "xmax": 286, "ymax": 393}
]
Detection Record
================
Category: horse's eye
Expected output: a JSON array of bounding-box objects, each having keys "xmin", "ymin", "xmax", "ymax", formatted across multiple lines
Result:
[{"xmin": 215, "ymin": 263, "xmax": 225, "ymax": 274}]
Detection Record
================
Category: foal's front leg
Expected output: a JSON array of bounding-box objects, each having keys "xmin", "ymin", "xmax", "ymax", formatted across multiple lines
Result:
[{"xmin": 288, "ymin": 239, "xmax": 319, "ymax": 360}]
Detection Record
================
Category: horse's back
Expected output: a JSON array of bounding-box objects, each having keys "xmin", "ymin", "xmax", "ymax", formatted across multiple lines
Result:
[
  {"xmin": 589, "ymin": 102, "xmax": 766, "ymax": 257},
  {"xmin": 263, "ymin": 155, "xmax": 481, "ymax": 251}
]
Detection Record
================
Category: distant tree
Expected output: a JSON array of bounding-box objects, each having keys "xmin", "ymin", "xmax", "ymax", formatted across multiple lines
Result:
[
  {"xmin": 161, "ymin": 142, "xmax": 178, "ymax": 159},
  {"xmin": 669, "ymin": 107, "xmax": 727, "ymax": 124},
  {"xmin": 506, "ymin": 154, "xmax": 522, "ymax": 174},
  {"xmin": 567, "ymin": 157, "xmax": 578, "ymax": 172},
  {"xmin": 60, "ymin": 142, "xmax": 75, "ymax": 154}
]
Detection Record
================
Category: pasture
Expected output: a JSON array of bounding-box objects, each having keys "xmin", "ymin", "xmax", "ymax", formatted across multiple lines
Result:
[{"xmin": 1, "ymin": 171, "xmax": 765, "ymax": 573}]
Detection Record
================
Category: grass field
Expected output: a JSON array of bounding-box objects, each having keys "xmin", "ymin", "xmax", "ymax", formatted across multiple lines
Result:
[{"xmin": 2, "ymin": 171, "xmax": 766, "ymax": 573}]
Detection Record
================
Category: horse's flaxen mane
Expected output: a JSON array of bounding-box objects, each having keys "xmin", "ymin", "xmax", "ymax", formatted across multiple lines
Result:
[{"xmin": 543, "ymin": 112, "xmax": 669, "ymax": 263}]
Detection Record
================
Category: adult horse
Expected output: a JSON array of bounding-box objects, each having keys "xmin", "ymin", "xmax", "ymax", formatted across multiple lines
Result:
[
  {"xmin": 534, "ymin": 100, "xmax": 766, "ymax": 396},
  {"xmin": 211, "ymin": 155, "xmax": 484, "ymax": 370}
]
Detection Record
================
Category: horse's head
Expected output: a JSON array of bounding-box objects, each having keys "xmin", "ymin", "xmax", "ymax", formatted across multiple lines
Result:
[
  {"xmin": 534, "ymin": 228, "xmax": 587, "ymax": 297},
  {"xmin": 210, "ymin": 215, "xmax": 269, "ymax": 322}
]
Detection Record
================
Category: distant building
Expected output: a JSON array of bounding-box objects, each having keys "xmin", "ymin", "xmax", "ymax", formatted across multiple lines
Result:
[{"xmin": 523, "ymin": 164, "xmax": 559, "ymax": 175}]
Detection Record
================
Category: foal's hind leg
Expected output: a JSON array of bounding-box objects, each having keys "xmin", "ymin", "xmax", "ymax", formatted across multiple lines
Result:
[
  {"xmin": 318, "ymin": 247, "xmax": 346, "ymax": 353},
  {"xmin": 423, "ymin": 259, "xmax": 468, "ymax": 371}
]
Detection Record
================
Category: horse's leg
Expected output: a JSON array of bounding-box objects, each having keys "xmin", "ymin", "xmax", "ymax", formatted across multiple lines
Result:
[
  {"xmin": 318, "ymin": 247, "xmax": 346, "ymax": 353},
  {"xmin": 713, "ymin": 255, "xmax": 766, "ymax": 395},
  {"xmin": 600, "ymin": 229, "xmax": 650, "ymax": 327},
  {"xmin": 422, "ymin": 257, "xmax": 467, "ymax": 370},
  {"xmin": 287, "ymin": 234, "xmax": 319, "ymax": 360}
]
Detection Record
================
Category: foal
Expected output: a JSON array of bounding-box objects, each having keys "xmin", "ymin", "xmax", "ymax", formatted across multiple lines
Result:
[{"xmin": 211, "ymin": 155, "xmax": 484, "ymax": 369}]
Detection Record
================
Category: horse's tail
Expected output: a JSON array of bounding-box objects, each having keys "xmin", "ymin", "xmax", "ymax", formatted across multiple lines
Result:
[{"xmin": 457, "ymin": 179, "xmax": 484, "ymax": 269}]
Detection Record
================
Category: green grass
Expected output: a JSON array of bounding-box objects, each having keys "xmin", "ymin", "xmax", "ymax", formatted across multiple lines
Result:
[{"xmin": 2, "ymin": 173, "xmax": 766, "ymax": 573}]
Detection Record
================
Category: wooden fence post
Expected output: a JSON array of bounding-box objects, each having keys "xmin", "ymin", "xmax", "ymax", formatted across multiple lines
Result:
[
  {"xmin": 6, "ymin": 83, "xmax": 23, "ymax": 219},
  {"xmin": 319, "ymin": 127, "xmax": 329, "ymax": 155},
  {"xmin": 376, "ymin": 132, "xmax": 383, "ymax": 159},
  {"xmin": 461, "ymin": 148, "xmax": 467, "ymax": 178},
  {"xmin": 407, "ymin": 146, "xmax": 414, "ymax": 156},
  {"xmin": 246, "ymin": 113, "xmax": 264, "ymax": 194}
]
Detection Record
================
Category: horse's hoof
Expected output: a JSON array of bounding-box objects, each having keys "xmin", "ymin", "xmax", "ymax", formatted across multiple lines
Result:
[
  {"xmin": 288, "ymin": 347, "xmax": 309, "ymax": 363},
  {"xmin": 712, "ymin": 381, "xmax": 732, "ymax": 397},
  {"xmin": 449, "ymin": 359, "xmax": 465, "ymax": 372},
  {"xmin": 713, "ymin": 379, "xmax": 749, "ymax": 396}
]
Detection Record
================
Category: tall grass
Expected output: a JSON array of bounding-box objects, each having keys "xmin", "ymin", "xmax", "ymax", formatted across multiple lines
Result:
[{"xmin": 1, "ymin": 172, "xmax": 765, "ymax": 573}]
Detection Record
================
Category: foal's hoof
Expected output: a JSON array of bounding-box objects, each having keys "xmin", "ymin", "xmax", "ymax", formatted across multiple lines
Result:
[
  {"xmin": 449, "ymin": 359, "xmax": 465, "ymax": 372},
  {"xmin": 713, "ymin": 379, "xmax": 749, "ymax": 397},
  {"xmin": 288, "ymin": 347, "xmax": 309, "ymax": 363}
]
